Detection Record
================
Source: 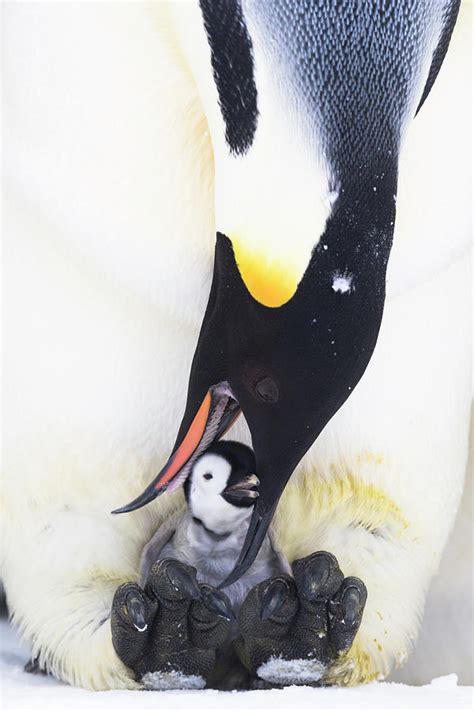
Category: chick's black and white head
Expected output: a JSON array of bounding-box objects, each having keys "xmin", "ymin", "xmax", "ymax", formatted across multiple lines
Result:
[{"xmin": 184, "ymin": 441, "xmax": 258, "ymax": 535}]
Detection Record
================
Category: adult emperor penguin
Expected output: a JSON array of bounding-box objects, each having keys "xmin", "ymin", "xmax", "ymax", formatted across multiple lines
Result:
[{"xmin": 2, "ymin": 0, "xmax": 471, "ymax": 692}]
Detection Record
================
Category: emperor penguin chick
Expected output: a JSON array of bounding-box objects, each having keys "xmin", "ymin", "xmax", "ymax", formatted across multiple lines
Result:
[{"xmin": 139, "ymin": 441, "xmax": 286, "ymax": 612}]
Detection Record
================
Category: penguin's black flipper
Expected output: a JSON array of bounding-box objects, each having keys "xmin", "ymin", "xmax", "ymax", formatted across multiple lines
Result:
[
  {"xmin": 416, "ymin": 0, "xmax": 461, "ymax": 116},
  {"xmin": 234, "ymin": 551, "xmax": 367, "ymax": 687},
  {"xmin": 111, "ymin": 559, "xmax": 233, "ymax": 689}
]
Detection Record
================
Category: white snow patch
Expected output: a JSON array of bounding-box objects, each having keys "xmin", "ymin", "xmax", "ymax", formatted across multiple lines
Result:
[
  {"xmin": 142, "ymin": 670, "xmax": 205, "ymax": 691},
  {"xmin": 133, "ymin": 623, "xmax": 147, "ymax": 632},
  {"xmin": 332, "ymin": 272, "xmax": 353, "ymax": 294},
  {"xmin": 429, "ymin": 674, "xmax": 460, "ymax": 688},
  {"xmin": 1, "ymin": 620, "xmax": 472, "ymax": 709},
  {"xmin": 257, "ymin": 656, "xmax": 325, "ymax": 685}
]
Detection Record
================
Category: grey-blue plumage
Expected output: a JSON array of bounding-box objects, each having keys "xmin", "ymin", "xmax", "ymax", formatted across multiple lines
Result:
[{"xmin": 244, "ymin": 0, "xmax": 458, "ymax": 178}]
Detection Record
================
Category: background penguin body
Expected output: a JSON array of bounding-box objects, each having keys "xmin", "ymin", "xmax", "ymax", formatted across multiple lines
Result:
[{"xmin": 2, "ymin": 0, "xmax": 471, "ymax": 690}]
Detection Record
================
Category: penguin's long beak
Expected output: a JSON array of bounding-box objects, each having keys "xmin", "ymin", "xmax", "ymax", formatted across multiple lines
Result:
[
  {"xmin": 114, "ymin": 187, "xmax": 394, "ymax": 579},
  {"xmin": 219, "ymin": 502, "xmax": 277, "ymax": 588},
  {"xmin": 112, "ymin": 382, "xmax": 240, "ymax": 514}
]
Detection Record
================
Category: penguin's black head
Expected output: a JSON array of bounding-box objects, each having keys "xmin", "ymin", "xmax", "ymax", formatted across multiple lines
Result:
[{"xmin": 112, "ymin": 187, "xmax": 393, "ymax": 582}]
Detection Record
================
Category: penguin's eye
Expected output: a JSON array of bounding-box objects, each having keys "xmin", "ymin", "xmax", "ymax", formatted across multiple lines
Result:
[{"xmin": 203, "ymin": 473, "xmax": 213, "ymax": 480}]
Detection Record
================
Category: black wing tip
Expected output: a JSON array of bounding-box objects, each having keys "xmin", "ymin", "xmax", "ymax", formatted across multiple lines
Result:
[{"xmin": 415, "ymin": 0, "xmax": 461, "ymax": 116}]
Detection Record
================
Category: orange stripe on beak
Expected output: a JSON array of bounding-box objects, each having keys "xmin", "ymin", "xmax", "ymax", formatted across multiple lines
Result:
[{"xmin": 154, "ymin": 391, "xmax": 212, "ymax": 490}]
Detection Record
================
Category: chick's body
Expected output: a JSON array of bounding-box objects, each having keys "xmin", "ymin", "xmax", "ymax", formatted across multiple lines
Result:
[{"xmin": 140, "ymin": 442, "xmax": 284, "ymax": 612}]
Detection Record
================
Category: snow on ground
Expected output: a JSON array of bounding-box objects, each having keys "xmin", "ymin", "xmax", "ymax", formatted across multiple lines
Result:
[{"xmin": 1, "ymin": 620, "xmax": 472, "ymax": 711}]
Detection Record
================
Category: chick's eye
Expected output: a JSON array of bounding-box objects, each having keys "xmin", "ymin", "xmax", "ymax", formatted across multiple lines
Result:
[{"xmin": 203, "ymin": 473, "xmax": 213, "ymax": 480}]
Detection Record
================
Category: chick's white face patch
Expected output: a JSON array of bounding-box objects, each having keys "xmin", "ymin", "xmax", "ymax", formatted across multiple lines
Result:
[
  {"xmin": 188, "ymin": 453, "xmax": 252, "ymax": 533},
  {"xmin": 190, "ymin": 453, "xmax": 232, "ymax": 498}
]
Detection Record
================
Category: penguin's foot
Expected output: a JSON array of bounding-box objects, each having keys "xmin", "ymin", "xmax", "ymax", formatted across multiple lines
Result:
[
  {"xmin": 235, "ymin": 551, "xmax": 367, "ymax": 687},
  {"xmin": 111, "ymin": 558, "xmax": 233, "ymax": 689},
  {"xmin": 24, "ymin": 657, "xmax": 48, "ymax": 675}
]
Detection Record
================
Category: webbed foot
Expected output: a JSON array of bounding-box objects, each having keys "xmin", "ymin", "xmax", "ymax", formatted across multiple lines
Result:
[
  {"xmin": 235, "ymin": 551, "xmax": 367, "ymax": 687},
  {"xmin": 111, "ymin": 558, "xmax": 233, "ymax": 689}
]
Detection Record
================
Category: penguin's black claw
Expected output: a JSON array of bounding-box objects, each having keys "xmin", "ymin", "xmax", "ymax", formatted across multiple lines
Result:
[
  {"xmin": 202, "ymin": 588, "xmax": 236, "ymax": 621},
  {"xmin": 328, "ymin": 576, "xmax": 367, "ymax": 653},
  {"xmin": 24, "ymin": 657, "xmax": 48, "ymax": 675},
  {"xmin": 161, "ymin": 558, "xmax": 202, "ymax": 600},
  {"xmin": 111, "ymin": 559, "xmax": 232, "ymax": 688},
  {"xmin": 260, "ymin": 578, "xmax": 289, "ymax": 620},
  {"xmin": 125, "ymin": 591, "xmax": 148, "ymax": 632},
  {"xmin": 297, "ymin": 551, "xmax": 343, "ymax": 602},
  {"xmin": 235, "ymin": 551, "xmax": 367, "ymax": 687}
]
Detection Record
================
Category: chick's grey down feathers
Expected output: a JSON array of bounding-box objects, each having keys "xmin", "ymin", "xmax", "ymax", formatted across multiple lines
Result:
[{"xmin": 139, "ymin": 505, "xmax": 287, "ymax": 611}]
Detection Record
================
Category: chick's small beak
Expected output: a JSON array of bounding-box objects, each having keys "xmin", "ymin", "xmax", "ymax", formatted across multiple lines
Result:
[{"xmin": 223, "ymin": 474, "xmax": 260, "ymax": 502}]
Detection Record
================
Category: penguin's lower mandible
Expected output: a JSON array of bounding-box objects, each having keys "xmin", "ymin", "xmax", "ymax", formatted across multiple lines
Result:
[{"xmin": 3, "ymin": 0, "xmax": 471, "ymax": 692}]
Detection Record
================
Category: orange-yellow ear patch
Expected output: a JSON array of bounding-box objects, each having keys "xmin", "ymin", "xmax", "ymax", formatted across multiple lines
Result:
[{"xmin": 231, "ymin": 238, "xmax": 300, "ymax": 307}]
